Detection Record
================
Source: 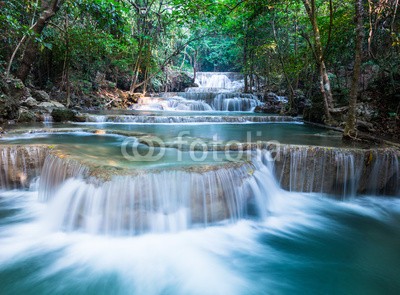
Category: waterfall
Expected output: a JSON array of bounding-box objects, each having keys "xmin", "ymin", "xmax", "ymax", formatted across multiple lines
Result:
[
  {"xmin": 194, "ymin": 72, "xmax": 244, "ymax": 91},
  {"xmin": 166, "ymin": 97, "xmax": 212, "ymax": 111},
  {"xmin": 196, "ymin": 73, "xmax": 232, "ymax": 88},
  {"xmin": 118, "ymin": 72, "xmax": 263, "ymax": 112},
  {"xmin": 40, "ymin": 152, "xmax": 278, "ymax": 236},
  {"xmin": 83, "ymin": 114, "xmax": 298, "ymax": 124},
  {"xmin": 38, "ymin": 154, "xmax": 89, "ymax": 202},
  {"xmin": 42, "ymin": 114, "xmax": 53, "ymax": 126},
  {"xmin": 212, "ymin": 93, "xmax": 262, "ymax": 112},
  {"xmin": 0, "ymin": 146, "xmax": 47, "ymax": 189},
  {"xmin": 129, "ymin": 96, "xmax": 212, "ymax": 111},
  {"xmin": 274, "ymin": 146, "xmax": 400, "ymax": 197},
  {"xmin": 1, "ymin": 143, "xmax": 398, "ymax": 237},
  {"xmin": 33, "ymin": 147, "xmax": 400, "ymax": 236}
]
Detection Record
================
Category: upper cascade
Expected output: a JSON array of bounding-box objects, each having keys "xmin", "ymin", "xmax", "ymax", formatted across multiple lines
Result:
[
  {"xmin": 192, "ymin": 72, "xmax": 244, "ymax": 92},
  {"xmin": 128, "ymin": 72, "xmax": 262, "ymax": 112}
]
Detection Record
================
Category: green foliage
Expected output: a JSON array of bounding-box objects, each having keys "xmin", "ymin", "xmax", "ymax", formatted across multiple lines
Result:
[{"xmin": 0, "ymin": 0, "xmax": 398, "ymax": 106}]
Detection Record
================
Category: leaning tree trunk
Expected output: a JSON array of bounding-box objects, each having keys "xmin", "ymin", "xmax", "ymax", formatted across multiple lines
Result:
[
  {"xmin": 16, "ymin": 0, "xmax": 64, "ymax": 83},
  {"xmin": 302, "ymin": 0, "xmax": 334, "ymax": 123},
  {"xmin": 343, "ymin": 0, "xmax": 365, "ymax": 139}
]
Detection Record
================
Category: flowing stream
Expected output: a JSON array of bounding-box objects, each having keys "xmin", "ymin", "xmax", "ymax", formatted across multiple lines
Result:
[{"xmin": 0, "ymin": 72, "xmax": 399, "ymax": 294}]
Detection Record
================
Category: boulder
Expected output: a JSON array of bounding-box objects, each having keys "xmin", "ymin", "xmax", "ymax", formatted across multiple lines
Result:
[
  {"xmin": 51, "ymin": 100, "xmax": 65, "ymax": 108},
  {"xmin": 51, "ymin": 109, "xmax": 76, "ymax": 122},
  {"xmin": 356, "ymin": 102, "xmax": 377, "ymax": 121},
  {"xmin": 356, "ymin": 120, "xmax": 376, "ymax": 132},
  {"xmin": 22, "ymin": 97, "xmax": 39, "ymax": 108},
  {"xmin": 37, "ymin": 100, "xmax": 66, "ymax": 112},
  {"xmin": 32, "ymin": 90, "xmax": 50, "ymax": 102},
  {"xmin": 18, "ymin": 108, "xmax": 37, "ymax": 123},
  {"xmin": 0, "ymin": 94, "xmax": 19, "ymax": 122}
]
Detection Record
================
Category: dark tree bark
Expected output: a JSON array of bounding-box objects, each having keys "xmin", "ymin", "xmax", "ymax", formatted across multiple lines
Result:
[
  {"xmin": 16, "ymin": 0, "xmax": 64, "ymax": 82},
  {"xmin": 302, "ymin": 0, "xmax": 334, "ymax": 124},
  {"xmin": 272, "ymin": 16, "xmax": 295, "ymax": 112},
  {"xmin": 344, "ymin": 0, "xmax": 365, "ymax": 139}
]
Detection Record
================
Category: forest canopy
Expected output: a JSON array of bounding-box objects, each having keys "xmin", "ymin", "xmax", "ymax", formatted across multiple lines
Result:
[{"xmin": 0, "ymin": 0, "xmax": 399, "ymax": 133}]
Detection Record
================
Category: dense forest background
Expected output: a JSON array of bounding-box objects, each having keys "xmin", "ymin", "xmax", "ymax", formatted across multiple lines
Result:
[{"xmin": 0, "ymin": 0, "xmax": 399, "ymax": 139}]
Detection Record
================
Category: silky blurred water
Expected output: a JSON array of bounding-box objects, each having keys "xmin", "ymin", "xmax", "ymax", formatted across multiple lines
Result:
[{"xmin": 1, "ymin": 188, "xmax": 399, "ymax": 295}]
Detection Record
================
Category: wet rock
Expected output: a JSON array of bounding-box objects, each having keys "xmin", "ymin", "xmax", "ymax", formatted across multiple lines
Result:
[
  {"xmin": 357, "ymin": 120, "xmax": 376, "ymax": 132},
  {"xmin": 356, "ymin": 102, "xmax": 378, "ymax": 121},
  {"xmin": 255, "ymin": 91, "xmax": 290, "ymax": 114},
  {"xmin": 18, "ymin": 108, "xmax": 37, "ymax": 123},
  {"xmin": 51, "ymin": 101, "xmax": 65, "ymax": 108},
  {"xmin": 167, "ymin": 71, "xmax": 198, "ymax": 92},
  {"xmin": 0, "ymin": 94, "xmax": 19, "ymax": 122},
  {"xmin": 37, "ymin": 100, "xmax": 66, "ymax": 112},
  {"xmin": 32, "ymin": 90, "xmax": 50, "ymax": 102},
  {"xmin": 22, "ymin": 97, "xmax": 39, "ymax": 108},
  {"xmin": 74, "ymin": 114, "xmax": 87, "ymax": 122},
  {"xmin": 254, "ymin": 101, "xmax": 283, "ymax": 114},
  {"xmin": 51, "ymin": 109, "xmax": 76, "ymax": 122}
]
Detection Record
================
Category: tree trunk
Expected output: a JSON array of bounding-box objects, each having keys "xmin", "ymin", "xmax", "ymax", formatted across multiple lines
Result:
[
  {"xmin": 16, "ymin": 0, "xmax": 64, "ymax": 82},
  {"xmin": 302, "ymin": 0, "xmax": 334, "ymax": 123},
  {"xmin": 243, "ymin": 33, "xmax": 249, "ymax": 93},
  {"xmin": 343, "ymin": 0, "xmax": 365, "ymax": 139},
  {"xmin": 272, "ymin": 16, "xmax": 295, "ymax": 112},
  {"xmin": 193, "ymin": 50, "xmax": 198, "ymax": 83}
]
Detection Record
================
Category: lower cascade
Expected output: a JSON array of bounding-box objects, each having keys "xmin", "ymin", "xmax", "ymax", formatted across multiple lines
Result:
[
  {"xmin": 0, "ymin": 141, "xmax": 400, "ymax": 294},
  {"xmin": 0, "ymin": 146, "xmax": 394, "ymax": 236},
  {"xmin": 38, "ymin": 152, "xmax": 276, "ymax": 235}
]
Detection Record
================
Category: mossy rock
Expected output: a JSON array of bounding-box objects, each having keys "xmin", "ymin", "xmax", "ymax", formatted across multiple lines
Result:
[
  {"xmin": 51, "ymin": 109, "xmax": 77, "ymax": 122},
  {"xmin": 0, "ymin": 94, "xmax": 19, "ymax": 121},
  {"xmin": 18, "ymin": 110, "xmax": 37, "ymax": 123}
]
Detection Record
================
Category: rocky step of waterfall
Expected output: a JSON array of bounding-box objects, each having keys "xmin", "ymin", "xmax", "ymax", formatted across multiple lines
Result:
[
  {"xmin": 1, "ymin": 143, "xmax": 398, "ymax": 235},
  {"xmin": 129, "ymin": 93, "xmax": 262, "ymax": 112},
  {"xmin": 82, "ymin": 114, "xmax": 300, "ymax": 123},
  {"xmin": 1, "ymin": 144, "xmax": 398, "ymax": 196}
]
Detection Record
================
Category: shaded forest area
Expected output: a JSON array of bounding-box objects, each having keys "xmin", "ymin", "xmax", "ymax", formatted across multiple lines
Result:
[{"xmin": 0, "ymin": 0, "xmax": 399, "ymax": 140}]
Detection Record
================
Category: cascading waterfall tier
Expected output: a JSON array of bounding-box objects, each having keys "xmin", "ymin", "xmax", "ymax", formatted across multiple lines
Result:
[
  {"xmin": 38, "ymin": 152, "xmax": 276, "ymax": 236},
  {"xmin": 128, "ymin": 72, "xmax": 262, "ymax": 112},
  {"xmin": 0, "ymin": 145, "xmax": 48, "ymax": 188},
  {"xmin": 212, "ymin": 93, "xmax": 262, "ymax": 111},
  {"xmin": 38, "ymin": 154, "xmax": 89, "ymax": 202},
  {"xmin": 83, "ymin": 114, "xmax": 298, "ymax": 124},
  {"xmin": 2, "ymin": 143, "xmax": 398, "ymax": 236},
  {"xmin": 194, "ymin": 72, "xmax": 244, "ymax": 90},
  {"xmin": 131, "ymin": 96, "xmax": 212, "ymax": 111},
  {"xmin": 35, "ymin": 146, "xmax": 400, "ymax": 236},
  {"xmin": 273, "ymin": 145, "xmax": 400, "ymax": 197}
]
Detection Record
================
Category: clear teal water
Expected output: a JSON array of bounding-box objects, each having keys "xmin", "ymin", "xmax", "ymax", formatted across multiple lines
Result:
[
  {"xmin": 0, "ymin": 189, "xmax": 399, "ymax": 295},
  {"xmin": 3, "ymin": 122, "xmax": 360, "ymax": 147},
  {"xmin": 0, "ymin": 116, "xmax": 395, "ymax": 294}
]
